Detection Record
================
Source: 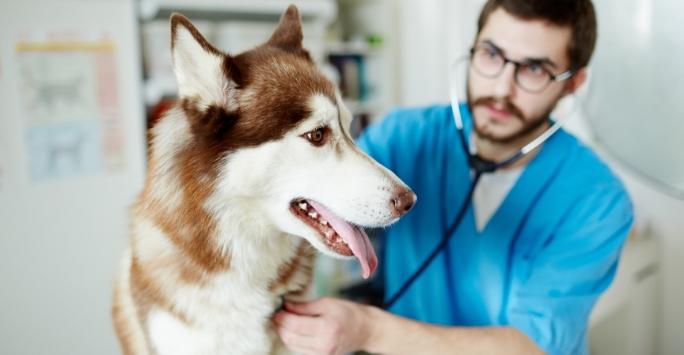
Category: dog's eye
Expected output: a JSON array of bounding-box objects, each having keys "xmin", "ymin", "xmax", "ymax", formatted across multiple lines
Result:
[{"xmin": 303, "ymin": 127, "xmax": 330, "ymax": 146}]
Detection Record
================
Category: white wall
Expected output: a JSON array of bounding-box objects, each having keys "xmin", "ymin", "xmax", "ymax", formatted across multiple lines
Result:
[
  {"xmin": 395, "ymin": 0, "xmax": 486, "ymax": 106},
  {"xmin": 395, "ymin": 0, "xmax": 449, "ymax": 106},
  {"xmin": 588, "ymin": 0, "xmax": 684, "ymax": 193},
  {"xmin": 0, "ymin": 1, "xmax": 146, "ymax": 354}
]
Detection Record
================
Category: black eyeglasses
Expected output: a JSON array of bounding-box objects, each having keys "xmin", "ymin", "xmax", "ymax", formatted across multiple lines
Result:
[{"xmin": 469, "ymin": 45, "xmax": 574, "ymax": 93}]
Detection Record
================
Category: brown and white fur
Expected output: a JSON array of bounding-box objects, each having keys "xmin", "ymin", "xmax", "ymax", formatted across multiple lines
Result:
[{"xmin": 112, "ymin": 6, "xmax": 415, "ymax": 355}]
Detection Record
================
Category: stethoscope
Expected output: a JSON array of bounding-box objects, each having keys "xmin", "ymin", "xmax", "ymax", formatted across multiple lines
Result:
[{"xmin": 381, "ymin": 58, "xmax": 572, "ymax": 310}]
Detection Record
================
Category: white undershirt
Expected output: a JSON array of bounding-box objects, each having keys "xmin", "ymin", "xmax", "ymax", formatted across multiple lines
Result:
[{"xmin": 472, "ymin": 167, "xmax": 524, "ymax": 233}]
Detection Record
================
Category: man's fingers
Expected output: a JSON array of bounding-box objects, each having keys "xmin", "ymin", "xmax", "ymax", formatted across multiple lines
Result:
[
  {"xmin": 278, "ymin": 331, "xmax": 317, "ymax": 355},
  {"xmin": 276, "ymin": 323, "xmax": 332, "ymax": 355},
  {"xmin": 284, "ymin": 297, "xmax": 332, "ymax": 315},
  {"xmin": 273, "ymin": 310, "xmax": 323, "ymax": 336}
]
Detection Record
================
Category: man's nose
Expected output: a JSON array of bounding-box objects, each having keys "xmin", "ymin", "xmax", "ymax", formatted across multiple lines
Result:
[
  {"xmin": 493, "ymin": 62, "xmax": 517, "ymax": 98},
  {"xmin": 390, "ymin": 188, "xmax": 417, "ymax": 217}
]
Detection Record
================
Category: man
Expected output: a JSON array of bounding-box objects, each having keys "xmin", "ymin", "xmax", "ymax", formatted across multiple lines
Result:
[{"xmin": 274, "ymin": 1, "xmax": 633, "ymax": 354}]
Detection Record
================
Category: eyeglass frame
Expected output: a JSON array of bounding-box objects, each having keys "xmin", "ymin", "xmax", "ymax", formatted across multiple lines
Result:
[{"xmin": 468, "ymin": 45, "xmax": 574, "ymax": 93}]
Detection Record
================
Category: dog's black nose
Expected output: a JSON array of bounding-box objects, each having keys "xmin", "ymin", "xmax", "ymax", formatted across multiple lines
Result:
[{"xmin": 391, "ymin": 189, "xmax": 416, "ymax": 217}]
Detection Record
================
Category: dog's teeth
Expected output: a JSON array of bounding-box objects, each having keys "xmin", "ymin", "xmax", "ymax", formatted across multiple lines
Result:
[
  {"xmin": 325, "ymin": 230, "xmax": 334, "ymax": 238},
  {"xmin": 298, "ymin": 202, "xmax": 307, "ymax": 210},
  {"xmin": 308, "ymin": 212, "xmax": 318, "ymax": 219},
  {"xmin": 320, "ymin": 220, "xmax": 329, "ymax": 226}
]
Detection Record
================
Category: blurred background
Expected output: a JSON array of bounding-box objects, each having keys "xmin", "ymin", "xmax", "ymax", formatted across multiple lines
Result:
[{"xmin": 0, "ymin": 0, "xmax": 682, "ymax": 354}]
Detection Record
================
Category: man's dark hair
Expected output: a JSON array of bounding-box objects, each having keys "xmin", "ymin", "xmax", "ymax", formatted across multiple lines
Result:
[{"xmin": 476, "ymin": 0, "xmax": 598, "ymax": 70}]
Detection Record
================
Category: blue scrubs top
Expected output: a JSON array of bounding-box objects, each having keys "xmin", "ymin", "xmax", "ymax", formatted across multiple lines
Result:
[{"xmin": 356, "ymin": 104, "xmax": 634, "ymax": 355}]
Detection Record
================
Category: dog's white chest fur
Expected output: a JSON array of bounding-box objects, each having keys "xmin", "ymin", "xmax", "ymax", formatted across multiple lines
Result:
[
  {"xmin": 147, "ymin": 277, "xmax": 281, "ymax": 355},
  {"xmin": 125, "ymin": 212, "xmax": 306, "ymax": 355},
  {"xmin": 134, "ymin": 228, "xmax": 303, "ymax": 355}
]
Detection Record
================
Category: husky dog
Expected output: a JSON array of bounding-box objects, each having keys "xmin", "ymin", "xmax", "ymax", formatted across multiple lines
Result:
[{"xmin": 112, "ymin": 5, "xmax": 415, "ymax": 355}]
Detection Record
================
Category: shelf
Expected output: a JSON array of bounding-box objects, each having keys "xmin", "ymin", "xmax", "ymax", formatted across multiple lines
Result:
[
  {"xmin": 326, "ymin": 41, "xmax": 380, "ymax": 56},
  {"xmin": 139, "ymin": 0, "xmax": 337, "ymax": 23},
  {"xmin": 144, "ymin": 77, "xmax": 176, "ymax": 106},
  {"xmin": 143, "ymin": 78, "xmax": 382, "ymax": 116},
  {"xmin": 343, "ymin": 99, "xmax": 381, "ymax": 115}
]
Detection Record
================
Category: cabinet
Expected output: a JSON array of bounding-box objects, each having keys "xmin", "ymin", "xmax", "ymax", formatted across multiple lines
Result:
[{"xmin": 589, "ymin": 234, "xmax": 662, "ymax": 355}]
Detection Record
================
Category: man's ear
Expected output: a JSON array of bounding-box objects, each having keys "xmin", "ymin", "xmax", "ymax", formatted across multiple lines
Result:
[
  {"xmin": 170, "ymin": 13, "xmax": 239, "ymax": 102},
  {"xmin": 267, "ymin": 5, "xmax": 310, "ymax": 59},
  {"xmin": 565, "ymin": 68, "xmax": 588, "ymax": 95}
]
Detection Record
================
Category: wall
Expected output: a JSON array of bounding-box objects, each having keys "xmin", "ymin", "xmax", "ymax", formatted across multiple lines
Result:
[{"xmin": 0, "ymin": 1, "xmax": 146, "ymax": 354}]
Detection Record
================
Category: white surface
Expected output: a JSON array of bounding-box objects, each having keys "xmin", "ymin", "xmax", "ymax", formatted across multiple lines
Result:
[
  {"xmin": 394, "ymin": 0, "xmax": 486, "ymax": 107},
  {"xmin": 613, "ymin": 162, "xmax": 684, "ymax": 355},
  {"xmin": 0, "ymin": 1, "xmax": 146, "ymax": 354},
  {"xmin": 586, "ymin": 0, "xmax": 684, "ymax": 194},
  {"xmin": 589, "ymin": 236, "xmax": 662, "ymax": 355},
  {"xmin": 396, "ymin": 0, "xmax": 450, "ymax": 107}
]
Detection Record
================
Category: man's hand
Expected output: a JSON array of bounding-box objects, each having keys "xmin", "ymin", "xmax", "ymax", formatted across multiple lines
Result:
[
  {"xmin": 273, "ymin": 296, "xmax": 544, "ymax": 355},
  {"xmin": 272, "ymin": 297, "xmax": 375, "ymax": 355}
]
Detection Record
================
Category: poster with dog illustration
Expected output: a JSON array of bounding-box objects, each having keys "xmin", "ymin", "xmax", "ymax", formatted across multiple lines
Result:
[{"xmin": 15, "ymin": 35, "xmax": 125, "ymax": 181}]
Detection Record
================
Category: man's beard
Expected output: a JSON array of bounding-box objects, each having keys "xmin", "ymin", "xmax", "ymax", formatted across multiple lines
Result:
[{"xmin": 466, "ymin": 88, "xmax": 555, "ymax": 144}]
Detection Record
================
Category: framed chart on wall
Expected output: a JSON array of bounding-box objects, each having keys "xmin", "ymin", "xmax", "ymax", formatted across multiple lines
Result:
[{"xmin": 15, "ymin": 36, "xmax": 126, "ymax": 182}]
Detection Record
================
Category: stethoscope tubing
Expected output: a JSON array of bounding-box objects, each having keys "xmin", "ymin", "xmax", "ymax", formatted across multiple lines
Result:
[{"xmin": 382, "ymin": 58, "xmax": 570, "ymax": 310}]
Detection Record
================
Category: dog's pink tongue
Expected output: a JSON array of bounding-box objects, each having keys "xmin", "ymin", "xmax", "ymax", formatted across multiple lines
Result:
[{"xmin": 307, "ymin": 200, "xmax": 378, "ymax": 279}]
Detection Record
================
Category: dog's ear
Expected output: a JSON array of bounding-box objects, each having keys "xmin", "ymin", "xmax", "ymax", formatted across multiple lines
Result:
[
  {"xmin": 267, "ymin": 5, "xmax": 310, "ymax": 59},
  {"xmin": 171, "ymin": 13, "xmax": 240, "ymax": 142},
  {"xmin": 170, "ymin": 13, "xmax": 240, "ymax": 101}
]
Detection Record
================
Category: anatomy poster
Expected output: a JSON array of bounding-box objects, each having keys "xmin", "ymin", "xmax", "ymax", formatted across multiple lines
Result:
[{"xmin": 15, "ymin": 33, "xmax": 125, "ymax": 181}]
